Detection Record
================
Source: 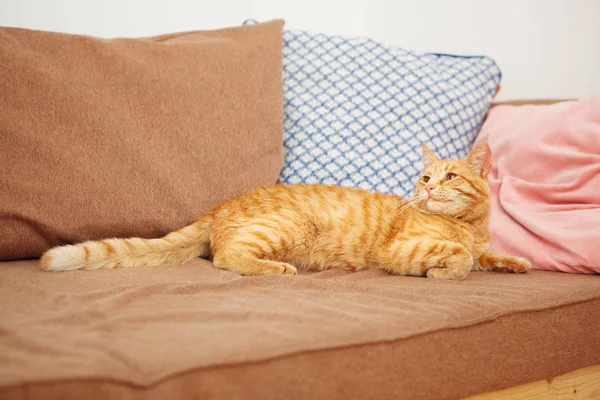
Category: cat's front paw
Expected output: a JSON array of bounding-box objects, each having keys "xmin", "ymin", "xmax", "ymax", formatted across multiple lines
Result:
[
  {"xmin": 426, "ymin": 267, "xmax": 471, "ymax": 280},
  {"xmin": 504, "ymin": 256, "xmax": 531, "ymax": 273},
  {"xmin": 493, "ymin": 256, "xmax": 531, "ymax": 273},
  {"xmin": 478, "ymin": 252, "xmax": 532, "ymax": 274},
  {"xmin": 426, "ymin": 247, "xmax": 473, "ymax": 280}
]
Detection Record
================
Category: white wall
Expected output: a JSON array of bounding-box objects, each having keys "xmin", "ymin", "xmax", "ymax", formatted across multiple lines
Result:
[{"xmin": 1, "ymin": 0, "xmax": 598, "ymax": 100}]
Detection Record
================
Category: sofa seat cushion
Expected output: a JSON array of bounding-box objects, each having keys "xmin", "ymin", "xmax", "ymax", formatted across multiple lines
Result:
[{"xmin": 1, "ymin": 260, "xmax": 599, "ymax": 399}]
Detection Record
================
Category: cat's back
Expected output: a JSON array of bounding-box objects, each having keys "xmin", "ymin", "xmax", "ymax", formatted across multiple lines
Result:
[{"xmin": 212, "ymin": 184, "xmax": 401, "ymax": 220}]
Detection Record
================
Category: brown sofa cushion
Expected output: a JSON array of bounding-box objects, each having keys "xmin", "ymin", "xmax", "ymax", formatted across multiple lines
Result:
[
  {"xmin": 0, "ymin": 261, "xmax": 599, "ymax": 400},
  {"xmin": 0, "ymin": 20, "xmax": 284, "ymax": 260}
]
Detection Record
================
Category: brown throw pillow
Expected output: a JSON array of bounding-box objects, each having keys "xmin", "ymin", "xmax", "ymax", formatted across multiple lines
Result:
[{"xmin": 0, "ymin": 20, "xmax": 284, "ymax": 260}]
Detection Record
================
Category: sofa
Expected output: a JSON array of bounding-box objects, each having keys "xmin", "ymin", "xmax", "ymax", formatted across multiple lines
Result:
[{"xmin": 1, "ymin": 21, "xmax": 599, "ymax": 400}]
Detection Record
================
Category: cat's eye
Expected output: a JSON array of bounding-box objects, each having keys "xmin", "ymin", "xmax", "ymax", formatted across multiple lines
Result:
[
  {"xmin": 445, "ymin": 173, "xmax": 457, "ymax": 180},
  {"xmin": 422, "ymin": 176, "xmax": 430, "ymax": 183}
]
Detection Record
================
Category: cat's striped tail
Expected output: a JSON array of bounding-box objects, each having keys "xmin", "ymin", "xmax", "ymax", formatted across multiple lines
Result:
[{"xmin": 40, "ymin": 215, "xmax": 213, "ymax": 272}]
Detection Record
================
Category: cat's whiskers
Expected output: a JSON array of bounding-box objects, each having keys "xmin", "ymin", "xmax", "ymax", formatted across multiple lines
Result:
[
  {"xmin": 434, "ymin": 192, "xmax": 468, "ymax": 207},
  {"xmin": 393, "ymin": 201, "xmax": 415, "ymax": 215},
  {"xmin": 415, "ymin": 190, "xmax": 471, "ymax": 216},
  {"xmin": 394, "ymin": 194, "xmax": 426, "ymax": 215},
  {"xmin": 393, "ymin": 200, "xmax": 414, "ymax": 215}
]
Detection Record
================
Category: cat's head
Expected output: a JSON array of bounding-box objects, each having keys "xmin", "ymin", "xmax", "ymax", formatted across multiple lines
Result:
[{"xmin": 412, "ymin": 141, "xmax": 491, "ymax": 219}]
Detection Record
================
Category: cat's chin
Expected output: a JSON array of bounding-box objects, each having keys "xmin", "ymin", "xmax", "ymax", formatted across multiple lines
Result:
[
  {"xmin": 424, "ymin": 198, "xmax": 442, "ymax": 209},
  {"xmin": 423, "ymin": 199, "xmax": 454, "ymax": 216}
]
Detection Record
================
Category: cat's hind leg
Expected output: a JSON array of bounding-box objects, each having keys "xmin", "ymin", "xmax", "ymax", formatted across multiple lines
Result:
[
  {"xmin": 212, "ymin": 251, "xmax": 297, "ymax": 276},
  {"xmin": 210, "ymin": 219, "xmax": 303, "ymax": 276}
]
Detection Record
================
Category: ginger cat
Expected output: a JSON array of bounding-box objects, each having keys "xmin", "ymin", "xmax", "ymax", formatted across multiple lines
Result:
[{"xmin": 41, "ymin": 141, "xmax": 531, "ymax": 279}]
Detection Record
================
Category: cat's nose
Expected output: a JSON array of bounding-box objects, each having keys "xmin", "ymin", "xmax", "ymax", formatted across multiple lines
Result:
[{"xmin": 425, "ymin": 184, "xmax": 436, "ymax": 196}]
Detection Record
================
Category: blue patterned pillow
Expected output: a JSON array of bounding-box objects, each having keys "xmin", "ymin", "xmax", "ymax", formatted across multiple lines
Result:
[{"xmin": 246, "ymin": 22, "xmax": 501, "ymax": 198}]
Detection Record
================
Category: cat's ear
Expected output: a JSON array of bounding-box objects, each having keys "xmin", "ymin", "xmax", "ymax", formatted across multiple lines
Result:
[
  {"xmin": 466, "ymin": 141, "xmax": 492, "ymax": 178},
  {"xmin": 422, "ymin": 144, "xmax": 438, "ymax": 166}
]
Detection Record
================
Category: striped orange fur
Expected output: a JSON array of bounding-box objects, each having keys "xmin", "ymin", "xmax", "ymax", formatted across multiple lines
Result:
[{"xmin": 41, "ymin": 141, "xmax": 530, "ymax": 280}]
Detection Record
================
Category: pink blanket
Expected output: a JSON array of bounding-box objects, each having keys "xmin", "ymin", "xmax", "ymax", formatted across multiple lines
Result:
[{"xmin": 477, "ymin": 97, "xmax": 600, "ymax": 274}]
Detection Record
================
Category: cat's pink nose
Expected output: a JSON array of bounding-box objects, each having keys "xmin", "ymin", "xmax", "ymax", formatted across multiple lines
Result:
[{"xmin": 425, "ymin": 184, "xmax": 435, "ymax": 196}]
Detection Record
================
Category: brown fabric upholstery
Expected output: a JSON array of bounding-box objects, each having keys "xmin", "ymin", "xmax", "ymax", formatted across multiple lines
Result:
[
  {"xmin": 1, "ymin": 260, "xmax": 598, "ymax": 400},
  {"xmin": 0, "ymin": 20, "xmax": 284, "ymax": 260}
]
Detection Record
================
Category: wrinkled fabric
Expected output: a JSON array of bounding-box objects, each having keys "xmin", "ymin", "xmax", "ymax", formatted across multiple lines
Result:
[
  {"xmin": 478, "ymin": 97, "xmax": 600, "ymax": 273},
  {"xmin": 1, "ymin": 260, "xmax": 599, "ymax": 400}
]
